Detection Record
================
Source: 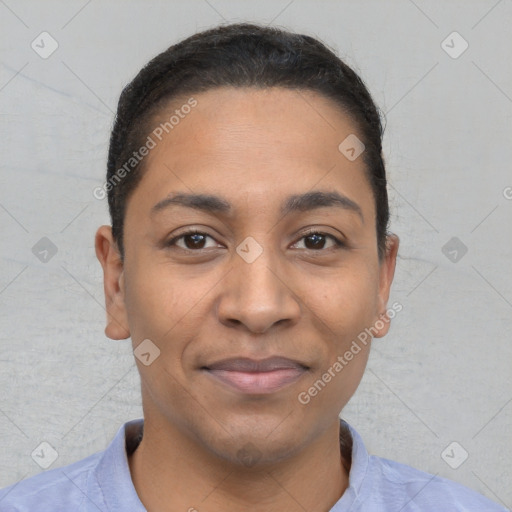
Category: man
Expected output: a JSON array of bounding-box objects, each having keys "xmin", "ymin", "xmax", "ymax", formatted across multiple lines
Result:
[{"xmin": 1, "ymin": 23, "xmax": 506, "ymax": 511}]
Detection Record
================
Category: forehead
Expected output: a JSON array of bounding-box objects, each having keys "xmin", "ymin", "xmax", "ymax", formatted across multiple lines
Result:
[
  {"xmin": 128, "ymin": 87, "xmax": 374, "ymax": 220},
  {"xmin": 152, "ymin": 87, "xmax": 359, "ymax": 162}
]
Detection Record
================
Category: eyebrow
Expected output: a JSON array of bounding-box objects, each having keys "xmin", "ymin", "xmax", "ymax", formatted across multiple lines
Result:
[{"xmin": 151, "ymin": 190, "xmax": 364, "ymax": 222}]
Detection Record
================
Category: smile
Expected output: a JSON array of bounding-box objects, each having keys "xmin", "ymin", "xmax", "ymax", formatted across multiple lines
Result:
[{"xmin": 202, "ymin": 356, "xmax": 309, "ymax": 394}]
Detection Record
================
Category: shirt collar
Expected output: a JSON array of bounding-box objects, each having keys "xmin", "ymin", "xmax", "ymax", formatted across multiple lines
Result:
[
  {"xmin": 94, "ymin": 417, "xmax": 370, "ymax": 511},
  {"xmin": 94, "ymin": 418, "xmax": 146, "ymax": 512},
  {"xmin": 334, "ymin": 419, "xmax": 370, "ymax": 509}
]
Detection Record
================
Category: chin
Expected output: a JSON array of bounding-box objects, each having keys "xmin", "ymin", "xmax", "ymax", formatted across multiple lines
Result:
[{"xmin": 190, "ymin": 414, "xmax": 309, "ymax": 466}]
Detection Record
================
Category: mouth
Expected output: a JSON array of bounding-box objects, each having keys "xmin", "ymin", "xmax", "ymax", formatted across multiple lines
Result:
[{"xmin": 202, "ymin": 356, "xmax": 310, "ymax": 394}]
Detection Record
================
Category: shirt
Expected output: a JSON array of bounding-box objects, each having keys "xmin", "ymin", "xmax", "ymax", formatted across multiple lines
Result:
[{"xmin": 0, "ymin": 418, "xmax": 507, "ymax": 511}]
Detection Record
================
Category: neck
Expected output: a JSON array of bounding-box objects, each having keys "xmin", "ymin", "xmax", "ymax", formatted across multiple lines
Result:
[{"xmin": 128, "ymin": 418, "xmax": 351, "ymax": 512}]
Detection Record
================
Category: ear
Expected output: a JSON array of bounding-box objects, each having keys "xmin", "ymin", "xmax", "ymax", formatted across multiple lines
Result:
[
  {"xmin": 373, "ymin": 233, "xmax": 399, "ymax": 338},
  {"xmin": 95, "ymin": 225, "xmax": 130, "ymax": 340}
]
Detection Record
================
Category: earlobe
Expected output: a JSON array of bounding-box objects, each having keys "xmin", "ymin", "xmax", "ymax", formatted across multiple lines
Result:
[
  {"xmin": 374, "ymin": 233, "xmax": 399, "ymax": 338},
  {"xmin": 94, "ymin": 225, "xmax": 131, "ymax": 340}
]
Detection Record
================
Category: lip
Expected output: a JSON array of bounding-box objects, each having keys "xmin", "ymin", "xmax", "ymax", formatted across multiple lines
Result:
[{"xmin": 202, "ymin": 356, "xmax": 309, "ymax": 394}]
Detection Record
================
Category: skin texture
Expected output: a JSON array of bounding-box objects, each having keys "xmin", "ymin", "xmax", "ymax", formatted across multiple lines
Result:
[{"xmin": 95, "ymin": 87, "xmax": 399, "ymax": 512}]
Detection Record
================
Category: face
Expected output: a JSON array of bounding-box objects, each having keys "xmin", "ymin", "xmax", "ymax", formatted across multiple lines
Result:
[{"xmin": 96, "ymin": 87, "xmax": 398, "ymax": 465}]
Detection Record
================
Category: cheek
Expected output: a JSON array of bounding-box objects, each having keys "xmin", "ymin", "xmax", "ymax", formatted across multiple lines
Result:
[
  {"xmin": 122, "ymin": 261, "xmax": 185, "ymax": 343},
  {"xmin": 307, "ymin": 263, "xmax": 379, "ymax": 338},
  {"xmin": 299, "ymin": 342, "xmax": 370, "ymax": 415},
  {"xmin": 123, "ymin": 260, "xmax": 220, "ymax": 364}
]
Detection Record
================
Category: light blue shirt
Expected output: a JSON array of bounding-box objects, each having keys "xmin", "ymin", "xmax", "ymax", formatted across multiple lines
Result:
[{"xmin": 0, "ymin": 418, "xmax": 507, "ymax": 511}]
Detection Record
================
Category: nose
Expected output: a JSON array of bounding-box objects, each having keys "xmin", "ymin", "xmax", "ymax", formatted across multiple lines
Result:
[{"xmin": 216, "ymin": 246, "xmax": 301, "ymax": 334}]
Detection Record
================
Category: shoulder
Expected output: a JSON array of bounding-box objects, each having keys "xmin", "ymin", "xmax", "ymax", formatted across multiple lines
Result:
[
  {"xmin": 364, "ymin": 455, "xmax": 508, "ymax": 511},
  {"xmin": 0, "ymin": 451, "xmax": 102, "ymax": 512}
]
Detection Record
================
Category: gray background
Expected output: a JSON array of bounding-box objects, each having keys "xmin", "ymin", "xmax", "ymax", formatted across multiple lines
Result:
[{"xmin": 1, "ymin": 0, "xmax": 511, "ymax": 508}]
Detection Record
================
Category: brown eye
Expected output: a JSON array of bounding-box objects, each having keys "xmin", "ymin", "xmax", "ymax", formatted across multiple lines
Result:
[
  {"xmin": 182, "ymin": 233, "xmax": 208, "ymax": 249},
  {"xmin": 293, "ymin": 231, "xmax": 344, "ymax": 251},
  {"xmin": 166, "ymin": 230, "xmax": 217, "ymax": 250},
  {"xmin": 304, "ymin": 233, "xmax": 327, "ymax": 250}
]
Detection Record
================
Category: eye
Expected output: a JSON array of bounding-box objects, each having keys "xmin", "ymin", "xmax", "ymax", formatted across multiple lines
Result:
[
  {"xmin": 292, "ymin": 231, "xmax": 345, "ymax": 251},
  {"xmin": 166, "ymin": 230, "xmax": 219, "ymax": 251},
  {"xmin": 165, "ymin": 229, "xmax": 345, "ymax": 252}
]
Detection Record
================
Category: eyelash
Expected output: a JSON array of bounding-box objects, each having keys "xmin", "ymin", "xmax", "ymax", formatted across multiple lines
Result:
[{"xmin": 165, "ymin": 229, "xmax": 346, "ymax": 253}]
